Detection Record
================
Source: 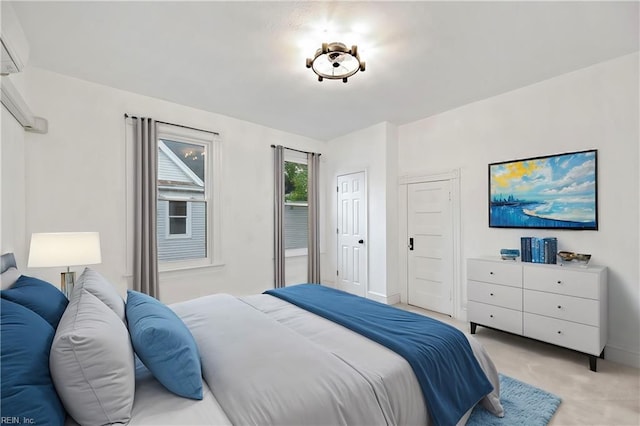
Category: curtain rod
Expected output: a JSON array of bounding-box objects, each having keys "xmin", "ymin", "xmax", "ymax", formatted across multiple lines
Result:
[
  {"xmin": 270, "ymin": 144, "xmax": 322, "ymax": 156},
  {"xmin": 124, "ymin": 113, "xmax": 219, "ymax": 136}
]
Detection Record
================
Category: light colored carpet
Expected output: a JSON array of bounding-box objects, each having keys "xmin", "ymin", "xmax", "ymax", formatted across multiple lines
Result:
[{"xmin": 467, "ymin": 374, "xmax": 561, "ymax": 426}]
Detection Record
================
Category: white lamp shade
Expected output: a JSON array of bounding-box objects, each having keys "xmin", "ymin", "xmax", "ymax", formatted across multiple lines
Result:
[{"xmin": 28, "ymin": 232, "xmax": 102, "ymax": 268}]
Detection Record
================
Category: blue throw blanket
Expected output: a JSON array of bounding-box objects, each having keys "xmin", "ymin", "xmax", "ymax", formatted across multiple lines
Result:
[{"xmin": 265, "ymin": 284, "xmax": 494, "ymax": 426}]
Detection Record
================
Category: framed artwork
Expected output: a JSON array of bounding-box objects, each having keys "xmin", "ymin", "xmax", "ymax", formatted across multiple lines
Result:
[{"xmin": 489, "ymin": 149, "xmax": 598, "ymax": 230}]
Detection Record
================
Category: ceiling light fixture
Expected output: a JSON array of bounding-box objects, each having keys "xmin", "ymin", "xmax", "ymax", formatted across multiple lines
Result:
[{"xmin": 306, "ymin": 42, "xmax": 365, "ymax": 83}]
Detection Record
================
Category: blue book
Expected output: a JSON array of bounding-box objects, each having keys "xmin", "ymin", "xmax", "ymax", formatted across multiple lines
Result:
[
  {"xmin": 500, "ymin": 248, "xmax": 520, "ymax": 260},
  {"xmin": 521, "ymin": 237, "xmax": 532, "ymax": 262},
  {"xmin": 533, "ymin": 238, "xmax": 543, "ymax": 263},
  {"xmin": 545, "ymin": 237, "xmax": 558, "ymax": 264},
  {"xmin": 531, "ymin": 238, "xmax": 538, "ymax": 263}
]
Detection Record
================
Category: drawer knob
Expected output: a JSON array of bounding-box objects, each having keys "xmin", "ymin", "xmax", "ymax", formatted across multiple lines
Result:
[
  {"xmin": 557, "ymin": 280, "xmax": 562, "ymax": 284},
  {"xmin": 489, "ymin": 314, "xmax": 494, "ymax": 318},
  {"xmin": 489, "ymin": 272, "xmax": 494, "ymax": 275},
  {"xmin": 557, "ymin": 330, "xmax": 562, "ymax": 334},
  {"xmin": 557, "ymin": 305, "xmax": 562, "ymax": 309},
  {"xmin": 490, "ymin": 293, "xmax": 494, "ymax": 296}
]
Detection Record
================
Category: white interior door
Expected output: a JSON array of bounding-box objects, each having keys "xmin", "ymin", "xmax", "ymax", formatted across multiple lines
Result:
[
  {"xmin": 337, "ymin": 172, "xmax": 367, "ymax": 297},
  {"xmin": 407, "ymin": 180, "xmax": 453, "ymax": 315}
]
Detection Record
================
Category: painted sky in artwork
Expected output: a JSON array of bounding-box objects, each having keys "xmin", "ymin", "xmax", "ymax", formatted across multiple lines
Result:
[{"xmin": 490, "ymin": 151, "xmax": 596, "ymax": 223}]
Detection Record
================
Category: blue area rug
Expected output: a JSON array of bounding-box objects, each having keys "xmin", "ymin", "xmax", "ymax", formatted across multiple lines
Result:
[{"xmin": 467, "ymin": 374, "xmax": 561, "ymax": 426}]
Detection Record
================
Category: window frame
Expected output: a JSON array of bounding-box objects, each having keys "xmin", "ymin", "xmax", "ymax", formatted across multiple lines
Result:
[
  {"xmin": 165, "ymin": 200, "xmax": 192, "ymax": 239},
  {"xmin": 284, "ymin": 152, "xmax": 308, "ymax": 258},
  {"xmin": 156, "ymin": 122, "xmax": 223, "ymax": 271}
]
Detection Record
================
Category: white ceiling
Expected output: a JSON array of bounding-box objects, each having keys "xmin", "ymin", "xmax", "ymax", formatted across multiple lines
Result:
[{"xmin": 10, "ymin": 1, "xmax": 639, "ymax": 141}]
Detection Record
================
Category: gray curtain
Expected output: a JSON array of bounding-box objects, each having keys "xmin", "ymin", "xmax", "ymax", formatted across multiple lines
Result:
[
  {"xmin": 273, "ymin": 145, "xmax": 285, "ymax": 288},
  {"xmin": 307, "ymin": 152, "xmax": 321, "ymax": 283},
  {"xmin": 133, "ymin": 117, "xmax": 160, "ymax": 298}
]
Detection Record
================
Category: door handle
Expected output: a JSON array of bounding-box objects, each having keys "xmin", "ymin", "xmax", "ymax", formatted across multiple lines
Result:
[
  {"xmin": 409, "ymin": 237, "xmax": 414, "ymax": 251},
  {"xmin": 358, "ymin": 239, "xmax": 364, "ymax": 244}
]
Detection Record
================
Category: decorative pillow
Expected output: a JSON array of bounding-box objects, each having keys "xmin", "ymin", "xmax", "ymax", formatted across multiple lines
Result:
[
  {"xmin": 1, "ymin": 266, "xmax": 20, "ymax": 289},
  {"xmin": 50, "ymin": 288, "xmax": 135, "ymax": 425},
  {"xmin": 74, "ymin": 267, "xmax": 126, "ymax": 322},
  {"xmin": 0, "ymin": 298, "xmax": 66, "ymax": 424},
  {"xmin": 1, "ymin": 275, "xmax": 68, "ymax": 329},
  {"xmin": 126, "ymin": 290, "xmax": 203, "ymax": 400}
]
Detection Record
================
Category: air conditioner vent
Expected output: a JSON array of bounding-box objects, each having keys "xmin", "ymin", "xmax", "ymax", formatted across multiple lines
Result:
[
  {"xmin": 1, "ymin": 77, "xmax": 48, "ymax": 133},
  {"xmin": 1, "ymin": 38, "xmax": 23, "ymax": 75}
]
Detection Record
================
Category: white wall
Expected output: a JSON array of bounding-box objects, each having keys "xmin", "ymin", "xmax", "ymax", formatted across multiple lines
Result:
[
  {"xmin": 18, "ymin": 67, "xmax": 324, "ymax": 303},
  {"xmin": 385, "ymin": 124, "xmax": 400, "ymax": 298},
  {"xmin": 398, "ymin": 53, "xmax": 640, "ymax": 367},
  {"xmin": 1, "ymin": 92, "xmax": 27, "ymax": 268},
  {"xmin": 323, "ymin": 121, "xmax": 400, "ymax": 303}
]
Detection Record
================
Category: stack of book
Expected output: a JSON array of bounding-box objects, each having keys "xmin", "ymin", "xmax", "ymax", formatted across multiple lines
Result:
[{"xmin": 520, "ymin": 237, "xmax": 558, "ymax": 264}]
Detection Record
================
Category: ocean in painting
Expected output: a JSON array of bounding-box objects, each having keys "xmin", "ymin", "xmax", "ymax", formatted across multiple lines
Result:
[
  {"xmin": 489, "ymin": 150, "xmax": 597, "ymax": 229},
  {"xmin": 490, "ymin": 202, "xmax": 597, "ymax": 229}
]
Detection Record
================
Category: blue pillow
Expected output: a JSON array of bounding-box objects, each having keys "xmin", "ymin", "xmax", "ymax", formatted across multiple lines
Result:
[
  {"xmin": 1, "ymin": 298, "xmax": 66, "ymax": 424},
  {"xmin": 126, "ymin": 290, "xmax": 203, "ymax": 400},
  {"xmin": 1, "ymin": 275, "xmax": 68, "ymax": 329}
]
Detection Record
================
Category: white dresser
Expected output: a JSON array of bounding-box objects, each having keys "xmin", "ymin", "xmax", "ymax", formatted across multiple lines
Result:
[{"xmin": 467, "ymin": 257, "xmax": 607, "ymax": 371}]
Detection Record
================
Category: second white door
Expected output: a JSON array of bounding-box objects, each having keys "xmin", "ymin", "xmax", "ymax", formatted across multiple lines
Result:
[
  {"xmin": 337, "ymin": 172, "xmax": 367, "ymax": 297},
  {"xmin": 407, "ymin": 180, "xmax": 453, "ymax": 315}
]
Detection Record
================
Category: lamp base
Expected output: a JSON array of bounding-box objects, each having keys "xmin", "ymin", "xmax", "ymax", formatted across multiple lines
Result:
[{"xmin": 61, "ymin": 271, "xmax": 76, "ymax": 299}]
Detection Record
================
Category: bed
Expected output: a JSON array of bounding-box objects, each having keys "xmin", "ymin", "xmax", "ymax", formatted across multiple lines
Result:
[{"xmin": 0, "ymin": 252, "xmax": 504, "ymax": 426}]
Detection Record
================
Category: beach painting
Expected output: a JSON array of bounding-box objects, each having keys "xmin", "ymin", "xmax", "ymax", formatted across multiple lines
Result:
[{"xmin": 489, "ymin": 150, "xmax": 598, "ymax": 229}]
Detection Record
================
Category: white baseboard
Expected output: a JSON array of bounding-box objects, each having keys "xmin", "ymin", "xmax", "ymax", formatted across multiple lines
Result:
[
  {"xmin": 321, "ymin": 280, "xmax": 336, "ymax": 288},
  {"xmin": 605, "ymin": 344, "xmax": 640, "ymax": 369},
  {"xmin": 457, "ymin": 306, "xmax": 468, "ymax": 323},
  {"xmin": 387, "ymin": 293, "xmax": 401, "ymax": 305},
  {"xmin": 367, "ymin": 291, "xmax": 401, "ymax": 305}
]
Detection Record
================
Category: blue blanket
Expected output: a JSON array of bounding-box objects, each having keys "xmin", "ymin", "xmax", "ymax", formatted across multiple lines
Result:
[{"xmin": 265, "ymin": 284, "xmax": 494, "ymax": 426}]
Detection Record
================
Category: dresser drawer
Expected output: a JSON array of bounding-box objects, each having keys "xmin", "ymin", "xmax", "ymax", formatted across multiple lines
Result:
[
  {"xmin": 468, "ymin": 281, "xmax": 522, "ymax": 310},
  {"xmin": 523, "ymin": 266, "xmax": 600, "ymax": 299},
  {"xmin": 468, "ymin": 301, "xmax": 523, "ymax": 335},
  {"xmin": 524, "ymin": 290, "xmax": 599, "ymax": 326},
  {"xmin": 468, "ymin": 259, "xmax": 522, "ymax": 287},
  {"xmin": 524, "ymin": 313, "xmax": 601, "ymax": 355}
]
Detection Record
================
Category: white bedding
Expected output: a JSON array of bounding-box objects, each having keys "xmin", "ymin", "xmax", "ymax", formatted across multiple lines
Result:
[
  {"xmin": 127, "ymin": 364, "xmax": 231, "ymax": 426},
  {"xmin": 65, "ymin": 362, "xmax": 231, "ymax": 426},
  {"xmin": 65, "ymin": 292, "xmax": 502, "ymax": 425},
  {"xmin": 240, "ymin": 294, "xmax": 503, "ymax": 426},
  {"xmin": 171, "ymin": 294, "xmax": 391, "ymax": 425}
]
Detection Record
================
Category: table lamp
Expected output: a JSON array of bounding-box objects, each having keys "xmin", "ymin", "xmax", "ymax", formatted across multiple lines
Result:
[{"xmin": 28, "ymin": 232, "xmax": 102, "ymax": 298}]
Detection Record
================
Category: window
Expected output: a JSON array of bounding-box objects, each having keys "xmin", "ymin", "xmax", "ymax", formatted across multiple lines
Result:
[
  {"xmin": 167, "ymin": 200, "xmax": 190, "ymax": 237},
  {"xmin": 155, "ymin": 123, "xmax": 222, "ymax": 269},
  {"xmin": 284, "ymin": 154, "xmax": 308, "ymax": 255}
]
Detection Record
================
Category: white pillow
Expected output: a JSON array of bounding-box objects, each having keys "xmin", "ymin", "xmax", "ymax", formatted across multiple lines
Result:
[
  {"xmin": 50, "ymin": 288, "xmax": 135, "ymax": 425},
  {"xmin": 74, "ymin": 267, "xmax": 126, "ymax": 322},
  {"xmin": 1, "ymin": 266, "xmax": 20, "ymax": 290}
]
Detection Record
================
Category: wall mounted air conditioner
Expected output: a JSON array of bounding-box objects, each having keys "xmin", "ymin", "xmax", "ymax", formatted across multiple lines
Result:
[
  {"xmin": 1, "ymin": 2, "xmax": 29, "ymax": 75},
  {"xmin": 1, "ymin": 77, "xmax": 47, "ymax": 133},
  {"xmin": 0, "ymin": 3, "xmax": 46, "ymax": 133}
]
